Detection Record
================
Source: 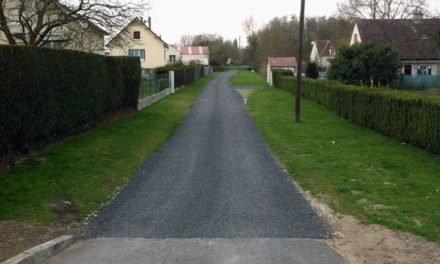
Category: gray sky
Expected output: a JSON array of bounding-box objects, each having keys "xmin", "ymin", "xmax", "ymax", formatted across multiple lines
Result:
[{"xmin": 148, "ymin": 0, "xmax": 440, "ymax": 46}]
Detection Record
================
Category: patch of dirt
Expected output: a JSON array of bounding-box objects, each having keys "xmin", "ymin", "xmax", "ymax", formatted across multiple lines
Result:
[
  {"xmin": 46, "ymin": 200, "xmax": 81, "ymax": 223},
  {"xmin": 235, "ymin": 88, "xmax": 257, "ymax": 104},
  {"xmin": 293, "ymin": 182, "xmax": 440, "ymax": 264},
  {"xmin": 0, "ymin": 221, "xmax": 83, "ymax": 262}
]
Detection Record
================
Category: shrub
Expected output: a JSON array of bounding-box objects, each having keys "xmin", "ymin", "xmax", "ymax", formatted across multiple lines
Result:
[
  {"xmin": 272, "ymin": 74, "xmax": 440, "ymax": 153},
  {"xmin": 306, "ymin": 62, "xmax": 319, "ymax": 79},
  {"xmin": 0, "ymin": 45, "xmax": 141, "ymax": 159},
  {"xmin": 328, "ymin": 43, "xmax": 401, "ymax": 87}
]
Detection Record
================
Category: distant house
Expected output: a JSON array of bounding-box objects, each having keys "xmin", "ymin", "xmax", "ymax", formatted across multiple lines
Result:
[
  {"xmin": 310, "ymin": 39, "xmax": 337, "ymax": 70},
  {"xmin": 106, "ymin": 17, "xmax": 168, "ymax": 70},
  {"xmin": 166, "ymin": 45, "xmax": 182, "ymax": 65},
  {"xmin": 177, "ymin": 46, "xmax": 209, "ymax": 65},
  {"xmin": 266, "ymin": 56, "xmax": 298, "ymax": 86},
  {"xmin": 349, "ymin": 15, "xmax": 440, "ymax": 76},
  {"xmin": 0, "ymin": 0, "xmax": 108, "ymax": 54}
]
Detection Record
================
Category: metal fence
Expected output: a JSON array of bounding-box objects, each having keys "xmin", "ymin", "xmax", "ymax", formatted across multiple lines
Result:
[
  {"xmin": 139, "ymin": 72, "xmax": 170, "ymax": 99},
  {"xmin": 174, "ymin": 71, "xmax": 185, "ymax": 88},
  {"xmin": 402, "ymin": 75, "xmax": 440, "ymax": 90},
  {"xmin": 194, "ymin": 68, "xmax": 201, "ymax": 81}
]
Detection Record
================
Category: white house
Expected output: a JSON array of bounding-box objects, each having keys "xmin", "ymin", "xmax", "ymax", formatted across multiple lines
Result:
[
  {"xmin": 349, "ymin": 15, "xmax": 440, "ymax": 76},
  {"xmin": 266, "ymin": 56, "xmax": 298, "ymax": 86},
  {"xmin": 310, "ymin": 39, "xmax": 337, "ymax": 70},
  {"xmin": 177, "ymin": 46, "xmax": 209, "ymax": 65}
]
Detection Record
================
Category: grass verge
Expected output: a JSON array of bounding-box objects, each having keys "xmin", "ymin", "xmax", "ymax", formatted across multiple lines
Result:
[
  {"xmin": 247, "ymin": 85, "xmax": 440, "ymax": 243},
  {"xmin": 229, "ymin": 70, "xmax": 268, "ymax": 86},
  {"xmin": 0, "ymin": 74, "xmax": 217, "ymax": 224}
]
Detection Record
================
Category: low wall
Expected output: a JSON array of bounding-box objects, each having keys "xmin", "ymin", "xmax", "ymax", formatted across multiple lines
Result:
[{"xmin": 137, "ymin": 87, "xmax": 173, "ymax": 111}]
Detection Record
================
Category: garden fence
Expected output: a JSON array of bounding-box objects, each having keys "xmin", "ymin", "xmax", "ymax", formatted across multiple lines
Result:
[{"xmin": 139, "ymin": 72, "xmax": 170, "ymax": 99}]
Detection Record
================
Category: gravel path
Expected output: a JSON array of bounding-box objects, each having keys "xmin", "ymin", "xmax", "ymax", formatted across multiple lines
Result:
[{"xmin": 87, "ymin": 71, "xmax": 329, "ymax": 239}]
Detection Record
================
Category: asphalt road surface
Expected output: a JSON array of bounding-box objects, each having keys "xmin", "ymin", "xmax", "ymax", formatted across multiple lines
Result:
[{"xmin": 46, "ymin": 71, "xmax": 347, "ymax": 263}]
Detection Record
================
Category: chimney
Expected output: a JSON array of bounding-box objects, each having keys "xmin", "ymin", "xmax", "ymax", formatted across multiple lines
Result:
[
  {"xmin": 148, "ymin": 17, "xmax": 151, "ymax": 29},
  {"xmin": 413, "ymin": 8, "xmax": 423, "ymax": 20}
]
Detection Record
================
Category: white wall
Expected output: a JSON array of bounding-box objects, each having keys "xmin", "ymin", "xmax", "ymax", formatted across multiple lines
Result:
[{"xmin": 349, "ymin": 24, "xmax": 362, "ymax": 45}]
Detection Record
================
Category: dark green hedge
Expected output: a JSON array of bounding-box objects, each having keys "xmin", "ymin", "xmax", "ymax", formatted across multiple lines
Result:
[
  {"xmin": 155, "ymin": 65, "xmax": 202, "ymax": 74},
  {"xmin": 272, "ymin": 71, "xmax": 440, "ymax": 153},
  {"xmin": 0, "ymin": 45, "xmax": 141, "ymax": 158}
]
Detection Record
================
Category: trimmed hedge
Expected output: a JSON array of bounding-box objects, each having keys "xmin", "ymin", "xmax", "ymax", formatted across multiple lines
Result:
[
  {"xmin": 155, "ymin": 65, "xmax": 204, "ymax": 87},
  {"xmin": 272, "ymin": 70, "xmax": 440, "ymax": 153},
  {"xmin": 0, "ymin": 45, "xmax": 141, "ymax": 158}
]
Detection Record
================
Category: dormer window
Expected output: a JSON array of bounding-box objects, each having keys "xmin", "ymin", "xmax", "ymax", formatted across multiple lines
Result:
[
  {"xmin": 133, "ymin": 31, "xmax": 141, "ymax": 40},
  {"xmin": 329, "ymin": 47, "xmax": 336, "ymax": 56}
]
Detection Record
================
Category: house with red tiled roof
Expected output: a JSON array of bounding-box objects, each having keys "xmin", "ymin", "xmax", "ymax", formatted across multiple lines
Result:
[
  {"xmin": 310, "ymin": 39, "xmax": 337, "ymax": 70},
  {"xmin": 266, "ymin": 56, "xmax": 298, "ymax": 86},
  {"xmin": 350, "ymin": 15, "xmax": 440, "ymax": 76},
  {"xmin": 177, "ymin": 46, "xmax": 209, "ymax": 65}
]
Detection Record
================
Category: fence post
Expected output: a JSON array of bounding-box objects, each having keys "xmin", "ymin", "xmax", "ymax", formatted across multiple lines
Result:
[{"xmin": 170, "ymin": 71, "xmax": 175, "ymax": 94}]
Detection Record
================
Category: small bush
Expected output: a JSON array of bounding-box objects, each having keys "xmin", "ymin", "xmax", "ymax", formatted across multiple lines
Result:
[
  {"xmin": 272, "ymin": 74, "xmax": 440, "ymax": 153},
  {"xmin": 306, "ymin": 62, "xmax": 319, "ymax": 79},
  {"xmin": 0, "ymin": 45, "xmax": 141, "ymax": 159}
]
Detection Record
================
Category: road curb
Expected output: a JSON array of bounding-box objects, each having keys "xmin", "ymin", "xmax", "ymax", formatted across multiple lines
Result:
[{"xmin": 1, "ymin": 235, "xmax": 77, "ymax": 264}]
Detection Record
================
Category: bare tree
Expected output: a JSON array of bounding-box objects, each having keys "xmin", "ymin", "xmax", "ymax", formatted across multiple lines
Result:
[
  {"xmin": 179, "ymin": 34, "xmax": 194, "ymax": 46},
  {"xmin": 0, "ymin": 0, "xmax": 147, "ymax": 49},
  {"xmin": 337, "ymin": 0, "xmax": 430, "ymax": 20},
  {"xmin": 243, "ymin": 16, "xmax": 256, "ymax": 36}
]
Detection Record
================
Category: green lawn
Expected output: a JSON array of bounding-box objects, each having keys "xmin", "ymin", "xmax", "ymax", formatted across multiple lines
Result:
[
  {"xmin": 246, "ymin": 79, "xmax": 440, "ymax": 243},
  {"xmin": 0, "ymin": 74, "xmax": 216, "ymax": 224},
  {"xmin": 229, "ymin": 70, "xmax": 268, "ymax": 87}
]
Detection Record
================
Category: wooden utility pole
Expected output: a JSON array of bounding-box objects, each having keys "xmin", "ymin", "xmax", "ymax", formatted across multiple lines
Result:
[{"xmin": 296, "ymin": 0, "xmax": 306, "ymax": 122}]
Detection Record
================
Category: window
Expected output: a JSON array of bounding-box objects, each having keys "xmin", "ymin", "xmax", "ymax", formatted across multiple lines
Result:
[
  {"xmin": 169, "ymin": 55, "xmax": 176, "ymax": 63},
  {"xmin": 354, "ymin": 34, "xmax": 359, "ymax": 44},
  {"xmin": 129, "ymin": 49, "xmax": 145, "ymax": 61},
  {"xmin": 417, "ymin": 65, "xmax": 432, "ymax": 76},
  {"xmin": 329, "ymin": 48, "xmax": 336, "ymax": 56},
  {"xmin": 41, "ymin": 33, "xmax": 63, "ymax": 49},
  {"xmin": 79, "ymin": 21, "xmax": 89, "ymax": 29},
  {"xmin": 10, "ymin": 9, "xmax": 19, "ymax": 22},
  {"xmin": 133, "ymin": 31, "xmax": 141, "ymax": 40},
  {"xmin": 404, "ymin": 65, "xmax": 412, "ymax": 75}
]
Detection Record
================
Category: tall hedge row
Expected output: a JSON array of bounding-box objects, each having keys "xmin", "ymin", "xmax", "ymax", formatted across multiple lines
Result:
[
  {"xmin": 0, "ymin": 45, "xmax": 141, "ymax": 157},
  {"xmin": 272, "ymin": 70, "xmax": 440, "ymax": 153}
]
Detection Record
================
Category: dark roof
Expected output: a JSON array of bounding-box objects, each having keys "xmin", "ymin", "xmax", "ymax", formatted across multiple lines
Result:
[
  {"xmin": 267, "ymin": 56, "xmax": 297, "ymax": 67},
  {"xmin": 356, "ymin": 19, "xmax": 440, "ymax": 60},
  {"xmin": 106, "ymin": 17, "xmax": 168, "ymax": 48},
  {"xmin": 315, "ymin": 39, "xmax": 337, "ymax": 57}
]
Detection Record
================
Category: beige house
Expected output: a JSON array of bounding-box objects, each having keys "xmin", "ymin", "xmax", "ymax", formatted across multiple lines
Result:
[
  {"xmin": 166, "ymin": 45, "xmax": 182, "ymax": 64},
  {"xmin": 106, "ymin": 17, "xmax": 169, "ymax": 70},
  {"xmin": 0, "ymin": 0, "xmax": 108, "ymax": 54}
]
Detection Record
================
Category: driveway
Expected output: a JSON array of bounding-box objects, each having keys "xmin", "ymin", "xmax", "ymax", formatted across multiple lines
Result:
[{"xmin": 46, "ymin": 71, "xmax": 347, "ymax": 263}]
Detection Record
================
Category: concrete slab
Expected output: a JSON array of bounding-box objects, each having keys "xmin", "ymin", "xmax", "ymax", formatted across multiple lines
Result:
[
  {"xmin": 45, "ymin": 238, "xmax": 347, "ymax": 264},
  {"xmin": 1, "ymin": 236, "xmax": 76, "ymax": 264}
]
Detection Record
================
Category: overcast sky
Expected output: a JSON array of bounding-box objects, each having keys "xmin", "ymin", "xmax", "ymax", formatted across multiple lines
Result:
[{"xmin": 147, "ymin": 0, "xmax": 440, "ymax": 46}]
